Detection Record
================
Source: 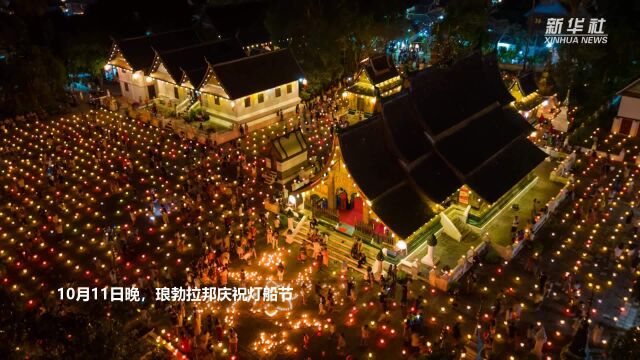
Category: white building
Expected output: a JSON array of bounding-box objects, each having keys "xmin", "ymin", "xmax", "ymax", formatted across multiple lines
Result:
[
  {"xmin": 148, "ymin": 38, "xmax": 247, "ymax": 115},
  {"xmin": 106, "ymin": 29, "xmax": 201, "ymax": 104},
  {"xmin": 106, "ymin": 30, "xmax": 304, "ymax": 129},
  {"xmin": 611, "ymin": 78, "xmax": 640, "ymax": 137},
  {"xmin": 198, "ymin": 49, "xmax": 304, "ymax": 128}
]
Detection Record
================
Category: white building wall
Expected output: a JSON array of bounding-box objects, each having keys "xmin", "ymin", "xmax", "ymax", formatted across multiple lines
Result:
[
  {"xmin": 201, "ymin": 93, "xmax": 237, "ymax": 119},
  {"xmin": 611, "ymin": 117, "xmax": 621, "ymax": 133},
  {"xmin": 157, "ymin": 80, "xmax": 177, "ymax": 99},
  {"xmin": 276, "ymin": 151, "xmax": 307, "ymax": 172},
  {"xmin": 201, "ymin": 81, "xmax": 301, "ymax": 125},
  {"xmin": 117, "ymin": 68, "xmax": 151, "ymax": 103},
  {"xmin": 234, "ymin": 81, "xmax": 299, "ymax": 118},
  {"xmin": 618, "ymin": 96, "xmax": 640, "ymax": 120},
  {"xmin": 631, "ymin": 120, "xmax": 640, "ymax": 137}
]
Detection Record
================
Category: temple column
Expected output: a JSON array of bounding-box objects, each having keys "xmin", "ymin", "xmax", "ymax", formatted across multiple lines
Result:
[
  {"xmin": 362, "ymin": 200, "xmax": 369, "ymax": 224},
  {"xmin": 327, "ymin": 173, "xmax": 336, "ymax": 210}
]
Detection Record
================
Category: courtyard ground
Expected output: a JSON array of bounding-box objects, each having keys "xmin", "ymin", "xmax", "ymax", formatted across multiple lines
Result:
[{"xmin": 0, "ymin": 109, "xmax": 637, "ymax": 360}]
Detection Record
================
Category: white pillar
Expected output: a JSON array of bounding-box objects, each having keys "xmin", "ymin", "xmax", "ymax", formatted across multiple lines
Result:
[{"xmin": 425, "ymin": 245, "xmax": 435, "ymax": 267}]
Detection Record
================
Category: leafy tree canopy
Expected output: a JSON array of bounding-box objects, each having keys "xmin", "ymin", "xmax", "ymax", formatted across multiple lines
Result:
[{"xmin": 266, "ymin": 0, "xmax": 409, "ymax": 92}]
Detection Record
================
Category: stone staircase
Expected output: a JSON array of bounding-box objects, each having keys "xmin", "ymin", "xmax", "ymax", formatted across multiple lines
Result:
[
  {"xmin": 441, "ymin": 205, "xmax": 475, "ymax": 241},
  {"xmin": 188, "ymin": 99, "xmax": 200, "ymax": 112},
  {"xmin": 452, "ymin": 217, "xmax": 473, "ymax": 240},
  {"xmin": 434, "ymin": 229, "xmax": 457, "ymax": 243},
  {"xmin": 290, "ymin": 218, "xmax": 384, "ymax": 275},
  {"xmin": 176, "ymin": 96, "xmax": 197, "ymax": 116},
  {"xmin": 262, "ymin": 170, "xmax": 277, "ymax": 185}
]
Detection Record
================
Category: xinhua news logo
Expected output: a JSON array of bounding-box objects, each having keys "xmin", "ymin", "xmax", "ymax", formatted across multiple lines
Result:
[{"xmin": 545, "ymin": 17, "xmax": 608, "ymax": 45}]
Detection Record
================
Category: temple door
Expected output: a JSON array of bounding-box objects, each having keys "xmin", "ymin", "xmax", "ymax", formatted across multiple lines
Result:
[
  {"xmin": 339, "ymin": 192, "xmax": 348, "ymax": 210},
  {"xmin": 147, "ymin": 85, "xmax": 156, "ymax": 100},
  {"xmin": 619, "ymin": 118, "xmax": 633, "ymax": 135}
]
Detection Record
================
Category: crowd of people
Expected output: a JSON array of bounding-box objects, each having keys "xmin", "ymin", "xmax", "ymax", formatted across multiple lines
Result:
[{"xmin": 2, "ymin": 80, "xmax": 639, "ymax": 359}]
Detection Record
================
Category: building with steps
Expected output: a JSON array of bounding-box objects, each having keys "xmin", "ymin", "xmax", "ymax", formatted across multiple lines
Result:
[
  {"xmin": 290, "ymin": 218, "xmax": 382, "ymax": 275},
  {"xmin": 292, "ymin": 52, "xmax": 547, "ymax": 282},
  {"xmin": 263, "ymin": 129, "xmax": 309, "ymax": 185},
  {"xmin": 611, "ymin": 77, "xmax": 640, "ymax": 137},
  {"xmin": 344, "ymin": 54, "xmax": 403, "ymax": 122},
  {"xmin": 106, "ymin": 30, "xmax": 305, "ymax": 130}
]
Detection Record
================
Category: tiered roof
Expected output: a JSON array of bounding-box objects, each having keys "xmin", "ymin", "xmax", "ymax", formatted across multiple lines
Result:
[
  {"xmin": 109, "ymin": 29, "xmax": 201, "ymax": 72},
  {"xmin": 618, "ymin": 78, "xmax": 640, "ymax": 99},
  {"xmin": 107, "ymin": 30, "xmax": 303, "ymax": 99},
  {"xmin": 347, "ymin": 54, "xmax": 403, "ymax": 97},
  {"xmin": 211, "ymin": 49, "xmax": 304, "ymax": 99},
  {"xmin": 270, "ymin": 129, "xmax": 308, "ymax": 162},
  {"xmin": 510, "ymin": 72, "xmax": 538, "ymax": 99},
  {"xmin": 338, "ymin": 53, "xmax": 546, "ymax": 238},
  {"xmin": 151, "ymin": 39, "xmax": 246, "ymax": 86},
  {"xmin": 362, "ymin": 55, "xmax": 400, "ymax": 85}
]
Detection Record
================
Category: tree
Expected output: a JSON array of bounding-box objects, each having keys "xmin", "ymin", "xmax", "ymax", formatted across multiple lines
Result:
[
  {"xmin": 0, "ymin": 46, "xmax": 67, "ymax": 116},
  {"xmin": 424, "ymin": 234, "xmax": 438, "ymax": 267},
  {"xmin": 431, "ymin": 0, "xmax": 490, "ymax": 65},
  {"xmin": 0, "ymin": 7, "xmax": 67, "ymax": 116},
  {"xmin": 551, "ymin": 0, "xmax": 640, "ymax": 117},
  {"xmin": 265, "ymin": 0, "xmax": 408, "ymax": 93},
  {"xmin": 65, "ymin": 36, "xmax": 110, "ymax": 86}
]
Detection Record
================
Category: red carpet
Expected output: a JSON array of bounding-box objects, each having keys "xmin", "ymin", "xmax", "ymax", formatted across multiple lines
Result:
[
  {"xmin": 338, "ymin": 197, "xmax": 386, "ymax": 235},
  {"xmin": 338, "ymin": 197, "xmax": 363, "ymax": 225}
]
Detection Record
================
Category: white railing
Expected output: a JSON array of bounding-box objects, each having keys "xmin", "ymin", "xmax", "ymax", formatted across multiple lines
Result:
[
  {"xmin": 188, "ymin": 100, "xmax": 200, "ymax": 112},
  {"xmin": 175, "ymin": 97, "xmax": 192, "ymax": 114}
]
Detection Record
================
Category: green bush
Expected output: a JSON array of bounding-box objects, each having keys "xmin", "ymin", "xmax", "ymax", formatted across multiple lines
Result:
[
  {"xmin": 569, "ymin": 122, "xmax": 596, "ymax": 147},
  {"xmin": 396, "ymin": 270, "xmax": 408, "ymax": 283},
  {"xmin": 428, "ymin": 234, "xmax": 438, "ymax": 247},
  {"xmin": 300, "ymin": 90, "xmax": 312, "ymax": 101}
]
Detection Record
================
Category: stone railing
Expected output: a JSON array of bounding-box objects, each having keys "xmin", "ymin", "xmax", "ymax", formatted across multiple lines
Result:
[
  {"xmin": 354, "ymin": 221, "xmax": 394, "ymax": 246},
  {"xmin": 148, "ymin": 115, "xmax": 239, "ymax": 145},
  {"xmin": 550, "ymin": 152, "xmax": 576, "ymax": 184},
  {"xmin": 426, "ymin": 238, "xmax": 491, "ymax": 292},
  {"xmin": 311, "ymin": 205, "xmax": 339, "ymax": 224},
  {"xmin": 491, "ymin": 181, "xmax": 571, "ymax": 261},
  {"xmin": 422, "ymin": 177, "xmax": 573, "ymax": 292}
]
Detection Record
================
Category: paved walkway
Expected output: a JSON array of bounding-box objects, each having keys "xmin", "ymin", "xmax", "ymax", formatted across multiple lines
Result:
[
  {"xmin": 481, "ymin": 159, "xmax": 564, "ymax": 248},
  {"xmin": 405, "ymin": 159, "xmax": 564, "ymax": 270}
]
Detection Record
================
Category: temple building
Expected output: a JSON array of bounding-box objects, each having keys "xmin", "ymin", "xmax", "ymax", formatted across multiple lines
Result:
[
  {"xmin": 106, "ymin": 30, "xmax": 304, "ymax": 129},
  {"xmin": 344, "ymin": 55, "xmax": 403, "ymax": 121},
  {"xmin": 508, "ymin": 71, "xmax": 563, "ymax": 131},
  {"xmin": 611, "ymin": 77, "xmax": 640, "ymax": 137},
  {"xmin": 148, "ymin": 38, "xmax": 247, "ymax": 115},
  {"xmin": 304, "ymin": 53, "xmax": 547, "ymax": 249},
  {"xmin": 106, "ymin": 29, "xmax": 201, "ymax": 103},
  {"xmin": 509, "ymin": 72, "xmax": 540, "ymax": 108},
  {"xmin": 197, "ymin": 49, "xmax": 304, "ymax": 128},
  {"xmin": 263, "ymin": 129, "xmax": 309, "ymax": 186}
]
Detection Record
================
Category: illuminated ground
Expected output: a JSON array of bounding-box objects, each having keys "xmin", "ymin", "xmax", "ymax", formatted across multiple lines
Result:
[{"xmin": 0, "ymin": 111, "xmax": 637, "ymax": 359}]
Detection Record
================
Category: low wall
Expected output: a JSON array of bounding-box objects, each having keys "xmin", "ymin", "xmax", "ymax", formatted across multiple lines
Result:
[
  {"xmin": 491, "ymin": 182, "xmax": 570, "ymax": 261},
  {"xmin": 543, "ymin": 146, "xmax": 570, "ymax": 159},
  {"xmin": 426, "ymin": 239, "xmax": 490, "ymax": 292},
  {"xmin": 578, "ymin": 146, "xmax": 626, "ymax": 162},
  {"xmin": 549, "ymin": 152, "xmax": 576, "ymax": 184}
]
